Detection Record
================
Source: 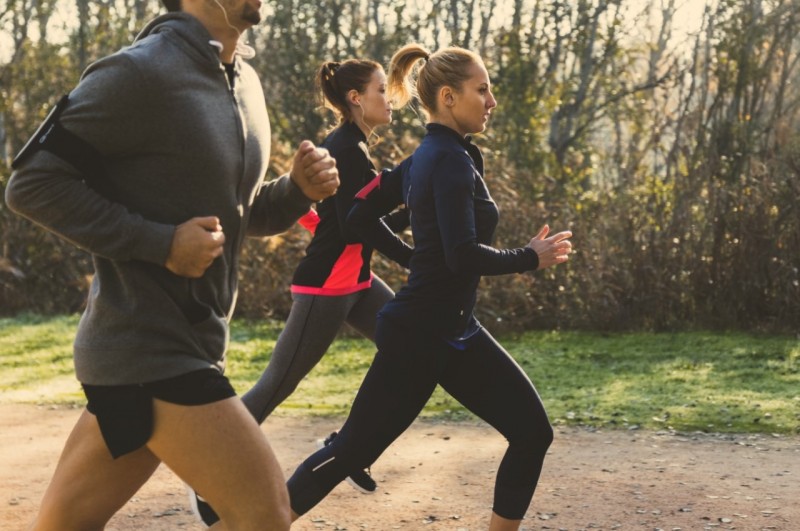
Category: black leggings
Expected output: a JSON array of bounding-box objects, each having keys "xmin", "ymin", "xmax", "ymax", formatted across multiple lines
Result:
[{"xmin": 287, "ymin": 316, "xmax": 553, "ymax": 520}]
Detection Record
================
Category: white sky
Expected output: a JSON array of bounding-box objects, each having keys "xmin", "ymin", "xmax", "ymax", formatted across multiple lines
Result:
[
  {"xmin": 0, "ymin": 1, "xmax": 717, "ymax": 68},
  {"xmin": 624, "ymin": 0, "xmax": 713, "ymax": 42}
]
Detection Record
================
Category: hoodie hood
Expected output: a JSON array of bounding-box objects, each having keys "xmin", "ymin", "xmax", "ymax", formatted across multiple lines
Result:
[
  {"xmin": 135, "ymin": 12, "xmax": 256, "ymax": 66},
  {"xmin": 133, "ymin": 12, "xmax": 219, "ymax": 66},
  {"xmin": 135, "ymin": 13, "xmax": 224, "ymax": 68}
]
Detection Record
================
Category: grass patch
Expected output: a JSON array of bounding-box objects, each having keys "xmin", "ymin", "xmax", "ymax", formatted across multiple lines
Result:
[
  {"xmin": 0, "ymin": 313, "xmax": 82, "ymax": 404},
  {"xmin": 1, "ymin": 314, "xmax": 798, "ymax": 434},
  {"xmin": 506, "ymin": 331, "xmax": 800, "ymax": 434}
]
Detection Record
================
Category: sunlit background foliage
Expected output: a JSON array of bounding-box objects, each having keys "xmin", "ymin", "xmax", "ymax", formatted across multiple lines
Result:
[{"xmin": 2, "ymin": 0, "xmax": 799, "ymax": 333}]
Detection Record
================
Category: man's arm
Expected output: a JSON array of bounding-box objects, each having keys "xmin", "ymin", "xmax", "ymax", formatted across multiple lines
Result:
[
  {"xmin": 5, "ymin": 53, "xmax": 176, "ymax": 266},
  {"xmin": 5, "ymin": 150, "xmax": 176, "ymax": 266},
  {"xmin": 246, "ymin": 174, "xmax": 313, "ymax": 236},
  {"xmin": 247, "ymin": 141, "xmax": 339, "ymax": 236},
  {"xmin": 5, "ymin": 52, "xmax": 233, "ymax": 279}
]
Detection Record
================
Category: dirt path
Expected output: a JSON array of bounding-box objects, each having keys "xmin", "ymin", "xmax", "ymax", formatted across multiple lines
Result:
[{"xmin": 1, "ymin": 404, "xmax": 797, "ymax": 530}]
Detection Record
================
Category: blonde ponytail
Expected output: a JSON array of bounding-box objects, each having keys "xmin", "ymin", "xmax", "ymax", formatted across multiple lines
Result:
[
  {"xmin": 388, "ymin": 43, "xmax": 483, "ymax": 116},
  {"xmin": 387, "ymin": 44, "xmax": 431, "ymax": 110}
]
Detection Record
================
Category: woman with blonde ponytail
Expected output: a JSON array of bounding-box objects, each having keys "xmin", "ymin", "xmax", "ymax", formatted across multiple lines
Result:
[{"xmin": 287, "ymin": 44, "xmax": 573, "ymax": 530}]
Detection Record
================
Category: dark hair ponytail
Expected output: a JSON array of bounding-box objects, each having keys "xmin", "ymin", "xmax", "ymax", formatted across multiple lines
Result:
[{"xmin": 316, "ymin": 59, "xmax": 382, "ymax": 123}]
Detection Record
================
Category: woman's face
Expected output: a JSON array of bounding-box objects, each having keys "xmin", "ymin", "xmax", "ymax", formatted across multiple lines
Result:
[
  {"xmin": 355, "ymin": 69, "xmax": 393, "ymax": 128},
  {"xmin": 447, "ymin": 61, "xmax": 497, "ymax": 136}
]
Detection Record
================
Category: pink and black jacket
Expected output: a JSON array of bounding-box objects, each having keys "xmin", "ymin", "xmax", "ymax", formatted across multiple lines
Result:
[{"xmin": 291, "ymin": 121, "xmax": 409, "ymax": 295}]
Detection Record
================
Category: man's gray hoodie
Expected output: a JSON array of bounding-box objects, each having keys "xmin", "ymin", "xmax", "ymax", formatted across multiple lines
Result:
[{"xmin": 5, "ymin": 13, "xmax": 312, "ymax": 385}]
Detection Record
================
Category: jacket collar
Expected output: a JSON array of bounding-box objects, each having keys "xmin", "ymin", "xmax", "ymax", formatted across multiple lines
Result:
[
  {"xmin": 341, "ymin": 120, "xmax": 368, "ymax": 143},
  {"xmin": 425, "ymin": 122, "xmax": 474, "ymax": 149},
  {"xmin": 425, "ymin": 123, "xmax": 483, "ymax": 176}
]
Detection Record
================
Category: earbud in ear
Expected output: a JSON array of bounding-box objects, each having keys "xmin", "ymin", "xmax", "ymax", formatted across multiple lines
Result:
[{"xmin": 347, "ymin": 90, "xmax": 362, "ymax": 108}]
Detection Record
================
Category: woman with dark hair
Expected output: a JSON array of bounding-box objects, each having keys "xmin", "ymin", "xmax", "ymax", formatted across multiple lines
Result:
[
  {"xmin": 190, "ymin": 56, "xmax": 415, "ymax": 527},
  {"xmin": 239, "ymin": 59, "xmax": 410, "ymax": 437},
  {"xmin": 286, "ymin": 43, "xmax": 572, "ymax": 530}
]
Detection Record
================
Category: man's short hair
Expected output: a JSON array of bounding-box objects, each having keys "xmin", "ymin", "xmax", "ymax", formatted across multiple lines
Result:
[{"xmin": 162, "ymin": 0, "xmax": 180, "ymax": 11}]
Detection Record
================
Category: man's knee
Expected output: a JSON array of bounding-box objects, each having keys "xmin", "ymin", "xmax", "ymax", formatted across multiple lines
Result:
[{"xmin": 32, "ymin": 500, "xmax": 109, "ymax": 531}]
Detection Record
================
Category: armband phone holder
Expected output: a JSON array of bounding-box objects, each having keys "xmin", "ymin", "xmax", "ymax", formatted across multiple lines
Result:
[{"xmin": 11, "ymin": 94, "xmax": 104, "ymax": 186}]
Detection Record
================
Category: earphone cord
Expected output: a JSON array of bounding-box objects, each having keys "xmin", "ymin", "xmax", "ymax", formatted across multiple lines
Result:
[
  {"xmin": 355, "ymin": 103, "xmax": 378, "ymax": 144},
  {"xmin": 212, "ymin": 0, "xmax": 242, "ymax": 40}
]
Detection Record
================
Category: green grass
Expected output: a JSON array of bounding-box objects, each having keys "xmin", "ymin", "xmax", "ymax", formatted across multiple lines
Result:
[
  {"xmin": 1, "ymin": 314, "xmax": 798, "ymax": 434},
  {"xmin": 0, "ymin": 313, "xmax": 82, "ymax": 404},
  {"xmin": 506, "ymin": 331, "xmax": 800, "ymax": 434}
]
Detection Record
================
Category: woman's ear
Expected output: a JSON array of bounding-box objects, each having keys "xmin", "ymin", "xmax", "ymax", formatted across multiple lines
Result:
[
  {"xmin": 348, "ymin": 89, "xmax": 361, "ymax": 107},
  {"xmin": 439, "ymin": 86, "xmax": 455, "ymax": 107}
]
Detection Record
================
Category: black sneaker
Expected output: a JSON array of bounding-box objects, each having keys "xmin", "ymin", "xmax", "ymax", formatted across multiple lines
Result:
[
  {"xmin": 186, "ymin": 484, "xmax": 220, "ymax": 527},
  {"xmin": 317, "ymin": 431, "xmax": 377, "ymax": 494}
]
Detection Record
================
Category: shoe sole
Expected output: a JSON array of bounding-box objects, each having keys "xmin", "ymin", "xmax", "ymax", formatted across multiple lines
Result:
[
  {"xmin": 345, "ymin": 476, "xmax": 376, "ymax": 494},
  {"xmin": 316, "ymin": 438, "xmax": 376, "ymax": 494}
]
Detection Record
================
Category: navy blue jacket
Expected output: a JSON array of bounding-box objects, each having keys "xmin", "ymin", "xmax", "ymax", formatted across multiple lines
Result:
[{"xmin": 348, "ymin": 123, "xmax": 538, "ymax": 339}]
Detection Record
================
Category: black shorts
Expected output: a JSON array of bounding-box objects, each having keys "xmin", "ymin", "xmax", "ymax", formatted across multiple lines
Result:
[{"xmin": 83, "ymin": 369, "xmax": 236, "ymax": 459}]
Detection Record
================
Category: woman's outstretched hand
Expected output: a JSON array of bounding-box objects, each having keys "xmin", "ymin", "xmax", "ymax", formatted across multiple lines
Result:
[{"xmin": 528, "ymin": 225, "xmax": 573, "ymax": 270}]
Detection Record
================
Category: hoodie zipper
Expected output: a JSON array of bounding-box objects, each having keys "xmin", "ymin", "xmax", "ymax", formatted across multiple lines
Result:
[{"xmin": 223, "ymin": 61, "xmax": 247, "ymax": 312}]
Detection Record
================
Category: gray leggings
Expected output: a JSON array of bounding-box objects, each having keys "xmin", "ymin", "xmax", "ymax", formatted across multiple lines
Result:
[{"xmin": 242, "ymin": 275, "xmax": 394, "ymax": 423}]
